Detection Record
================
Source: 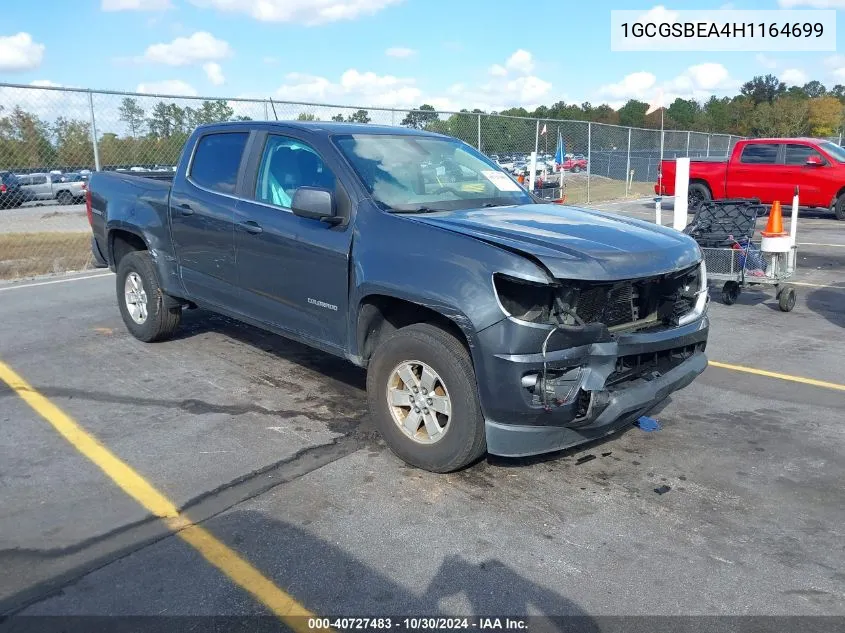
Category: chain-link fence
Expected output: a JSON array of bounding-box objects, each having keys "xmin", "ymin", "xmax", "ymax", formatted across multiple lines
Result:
[{"xmin": 0, "ymin": 82, "xmax": 739, "ymax": 280}]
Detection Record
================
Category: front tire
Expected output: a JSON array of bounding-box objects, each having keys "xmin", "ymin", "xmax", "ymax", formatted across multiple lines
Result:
[
  {"xmin": 367, "ymin": 323, "xmax": 486, "ymax": 473},
  {"xmin": 56, "ymin": 191, "xmax": 73, "ymax": 206},
  {"xmin": 116, "ymin": 250, "xmax": 181, "ymax": 342}
]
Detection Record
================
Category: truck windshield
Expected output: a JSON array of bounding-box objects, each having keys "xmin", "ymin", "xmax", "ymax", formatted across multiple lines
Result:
[
  {"xmin": 820, "ymin": 141, "xmax": 845, "ymax": 163},
  {"xmin": 333, "ymin": 134, "xmax": 534, "ymax": 212}
]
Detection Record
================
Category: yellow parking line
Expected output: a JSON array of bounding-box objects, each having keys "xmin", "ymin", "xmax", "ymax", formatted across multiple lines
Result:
[
  {"xmin": 0, "ymin": 359, "xmax": 315, "ymax": 628},
  {"xmin": 709, "ymin": 360, "xmax": 845, "ymax": 392}
]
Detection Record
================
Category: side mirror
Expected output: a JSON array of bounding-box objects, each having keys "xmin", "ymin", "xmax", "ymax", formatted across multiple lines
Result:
[
  {"xmin": 291, "ymin": 187, "xmax": 340, "ymax": 225},
  {"xmin": 805, "ymin": 155, "xmax": 824, "ymax": 166}
]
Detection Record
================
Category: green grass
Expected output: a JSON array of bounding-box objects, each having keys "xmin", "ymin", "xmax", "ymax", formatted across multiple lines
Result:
[{"xmin": 0, "ymin": 232, "xmax": 93, "ymax": 280}]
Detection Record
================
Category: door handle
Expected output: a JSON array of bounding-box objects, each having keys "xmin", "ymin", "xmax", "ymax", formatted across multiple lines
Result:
[
  {"xmin": 238, "ymin": 220, "xmax": 263, "ymax": 234},
  {"xmin": 177, "ymin": 203, "xmax": 194, "ymax": 216}
]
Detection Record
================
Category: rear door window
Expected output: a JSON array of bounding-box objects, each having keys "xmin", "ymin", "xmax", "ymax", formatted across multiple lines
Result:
[
  {"xmin": 784, "ymin": 144, "xmax": 825, "ymax": 165},
  {"xmin": 189, "ymin": 132, "xmax": 249, "ymax": 194},
  {"xmin": 739, "ymin": 144, "xmax": 779, "ymax": 164}
]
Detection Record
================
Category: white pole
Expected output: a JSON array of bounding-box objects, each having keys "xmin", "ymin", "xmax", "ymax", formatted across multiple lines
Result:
[
  {"xmin": 655, "ymin": 196, "xmax": 662, "ymax": 226},
  {"xmin": 673, "ymin": 157, "xmax": 690, "ymax": 231},
  {"xmin": 706, "ymin": 134, "xmax": 711, "ymax": 157},
  {"xmin": 88, "ymin": 91, "xmax": 101, "ymax": 172},
  {"xmin": 789, "ymin": 186, "xmax": 799, "ymax": 272},
  {"xmin": 529, "ymin": 119, "xmax": 540, "ymax": 192}
]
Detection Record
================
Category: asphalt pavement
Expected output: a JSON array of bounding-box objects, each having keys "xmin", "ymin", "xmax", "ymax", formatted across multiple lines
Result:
[{"xmin": 0, "ymin": 200, "xmax": 844, "ymax": 624}]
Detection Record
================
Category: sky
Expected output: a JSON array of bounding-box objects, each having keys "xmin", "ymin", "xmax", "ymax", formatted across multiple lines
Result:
[{"xmin": 1, "ymin": 0, "xmax": 845, "ymax": 114}]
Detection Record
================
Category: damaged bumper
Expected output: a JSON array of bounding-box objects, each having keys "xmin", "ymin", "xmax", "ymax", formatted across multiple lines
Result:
[{"xmin": 475, "ymin": 316, "xmax": 709, "ymax": 458}]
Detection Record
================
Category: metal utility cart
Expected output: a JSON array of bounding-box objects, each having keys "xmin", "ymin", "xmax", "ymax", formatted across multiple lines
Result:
[{"xmin": 684, "ymin": 198, "xmax": 797, "ymax": 312}]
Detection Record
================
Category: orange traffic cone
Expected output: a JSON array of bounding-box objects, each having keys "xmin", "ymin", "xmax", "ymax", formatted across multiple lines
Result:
[
  {"xmin": 517, "ymin": 174, "xmax": 525, "ymax": 184},
  {"xmin": 762, "ymin": 200, "xmax": 787, "ymax": 236}
]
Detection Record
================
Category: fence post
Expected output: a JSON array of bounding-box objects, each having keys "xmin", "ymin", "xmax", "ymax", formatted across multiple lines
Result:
[
  {"xmin": 706, "ymin": 134, "xmax": 710, "ymax": 157},
  {"xmin": 727, "ymin": 135, "xmax": 733, "ymax": 156},
  {"xmin": 477, "ymin": 113, "xmax": 481, "ymax": 151},
  {"xmin": 686, "ymin": 131, "xmax": 691, "ymax": 156},
  {"xmin": 625, "ymin": 127, "xmax": 632, "ymax": 196},
  {"xmin": 586, "ymin": 122, "xmax": 592, "ymax": 203},
  {"xmin": 88, "ymin": 90, "xmax": 101, "ymax": 172}
]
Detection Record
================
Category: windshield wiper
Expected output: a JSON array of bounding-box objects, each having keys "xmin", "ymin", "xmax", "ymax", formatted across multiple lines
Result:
[{"xmin": 390, "ymin": 206, "xmax": 441, "ymax": 214}]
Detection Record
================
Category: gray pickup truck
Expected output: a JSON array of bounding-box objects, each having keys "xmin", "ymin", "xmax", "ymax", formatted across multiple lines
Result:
[
  {"xmin": 88, "ymin": 121, "xmax": 709, "ymax": 472},
  {"xmin": 18, "ymin": 172, "xmax": 87, "ymax": 205}
]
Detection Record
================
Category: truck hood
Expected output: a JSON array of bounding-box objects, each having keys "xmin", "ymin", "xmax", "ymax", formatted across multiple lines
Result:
[{"xmin": 407, "ymin": 204, "xmax": 700, "ymax": 281}]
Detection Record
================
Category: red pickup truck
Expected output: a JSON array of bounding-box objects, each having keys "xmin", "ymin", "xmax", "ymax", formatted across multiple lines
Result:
[{"xmin": 656, "ymin": 138, "xmax": 845, "ymax": 220}]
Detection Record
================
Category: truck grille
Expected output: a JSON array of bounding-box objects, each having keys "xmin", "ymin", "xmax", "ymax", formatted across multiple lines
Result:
[
  {"xmin": 607, "ymin": 342, "xmax": 706, "ymax": 387},
  {"xmin": 572, "ymin": 265, "xmax": 700, "ymax": 330}
]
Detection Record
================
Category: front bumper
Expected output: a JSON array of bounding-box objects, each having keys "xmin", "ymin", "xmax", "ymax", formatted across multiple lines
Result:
[{"xmin": 475, "ymin": 316, "xmax": 709, "ymax": 458}]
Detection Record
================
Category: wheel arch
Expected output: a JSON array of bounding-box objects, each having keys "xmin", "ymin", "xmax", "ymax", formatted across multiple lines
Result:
[{"xmin": 354, "ymin": 293, "xmax": 476, "ymax": 368}]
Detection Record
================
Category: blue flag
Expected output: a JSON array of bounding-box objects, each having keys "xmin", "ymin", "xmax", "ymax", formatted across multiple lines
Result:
[{"xmin": 554, "ymin": 131, "xmax": 565, "ymax": 166}]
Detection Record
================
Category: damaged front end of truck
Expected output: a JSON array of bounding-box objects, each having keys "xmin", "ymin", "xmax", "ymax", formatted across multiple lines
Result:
[{"xmin": 476, "ymin": 260, "xmax": 710, "ymax": 457}]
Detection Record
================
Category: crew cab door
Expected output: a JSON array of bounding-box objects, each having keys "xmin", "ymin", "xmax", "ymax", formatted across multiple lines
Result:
[
  {"xmin": 233, "ymin": 130, "xmax": 352, "ymax": 352},
  {"xmin": 170, "ymin": 130, "xmax": 249, "ymax": 307},
  {"xmin": 726, "ymin": 142, "xmax": 781, "ymax": 202},
  {"xmin": 780, "ymin": 143, "xmax": 830, "ymax": 207}
]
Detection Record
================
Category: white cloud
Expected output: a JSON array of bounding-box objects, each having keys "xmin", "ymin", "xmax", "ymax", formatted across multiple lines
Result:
[
  {"xmin": 598, "ymin": 63, "xmax": 738, "ymax": 107},
  {"xmin": 203, "ymin": 62, "xmax": 225, "ymax": 85},
  {"xmin": 598, "ymin": 72, "xmax": 657, "ymax": 100},
  {"xmin": 277, "ymin": 69, "xmax": 421, "ymax": 107},
  {"xmin": 385, "ymin": 47, "xmax": 415, "ymax": 58},
  {"xmin": 29, "ymin": 80, "xmax": 62, "ymax": 87},
  {"xmin": 505, "ymin": 49, "xmax": 534, "ymax": 74},
  {"xmin": 488, "ymin": 64, "xmax": 507, "ymax": 77},
  {"xmin": 0, "ymin": 33, "xmax": 45, "ymax": 72},
  {"xmin": 189, "ymin": 0, "xmax": 403, "ymax": 25},
  {"xmin": 636, "ymin": 5, "xmax": 680, "ymax": 24},
  {"xmin": 143, "ymin": 32, "xmax": 232, "ymax": 66},
  {"xmin": 755, "ymin": 54, "xmax": 778, "ymax": 69},
  {"xmin": 778, "ymin": 0, "xmax": 845, "ymax": 7},
  {"xmin": 682, "ymin": 63, "xmax": 731, "ymax": 90},
  {"xmin": 102, "ymin": 0, "xmax": 171, "ymax": 9},
  {"xmin": 136, "ymin": 79, "xmax": 198, "ymax": 96},
  {"xmin": 780, "ymin": 68, "xmax": 808, "ymax": 85}
]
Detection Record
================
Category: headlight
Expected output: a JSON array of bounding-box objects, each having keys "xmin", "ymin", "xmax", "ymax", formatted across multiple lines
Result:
[
  {"xmin": 493, "ymin": 273, "xmax": 553, "ymax": 323},
  {"xmin": 677, "ymin": 260, "xmax": 709, "ymax": 326}
]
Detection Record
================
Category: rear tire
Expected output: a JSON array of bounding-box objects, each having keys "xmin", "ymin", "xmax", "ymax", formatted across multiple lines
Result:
[
  {"xmin": 688, "ymin": 182, "xmax": 711, "ymax": 210},
  {"xmin": 56, "ymin": 191, "xmax": 73, "ymax": 206},
  {"xmin": 834, "ymin": 194, "xmax": 845, "ymax": 221},
  {"xmin": 367, "ymin": 323, "xmax": 486, "ymax": 473},
  {"xmin": 116, "ymin": 250, "xmax": 181, "ymax": 342}
]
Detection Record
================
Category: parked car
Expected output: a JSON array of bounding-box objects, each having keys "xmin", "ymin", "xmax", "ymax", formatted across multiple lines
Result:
[
  {"xmin": 88, "ymin": 121, "xmax": 709, "ymax": 472},
  {"xmin": 559, "ymin": 157, "xmax": 588, "ymax": 173},
  {"xmin": 18, "ymin": 172, "xmax": 86, "ymax": 205},
  {"xmin": 0, "ymin": 171, "xmax": 28, "ymax": 208},
  {"xmin": 657, "ymin": 137, "xmax": 845, "ymax": 220}
]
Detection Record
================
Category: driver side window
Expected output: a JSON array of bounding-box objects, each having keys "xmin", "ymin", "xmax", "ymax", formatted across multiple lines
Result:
[{"xmin": 255, "ymin": 135, "xmax": 336, "ymax": 210}]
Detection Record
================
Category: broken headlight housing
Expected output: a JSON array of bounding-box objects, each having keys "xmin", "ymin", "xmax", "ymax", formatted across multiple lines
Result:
[
  {"xmin": 493, "ymin": 274, "xmax": 581, "ymax": 326},
  {"xmin": 676, "ymin": 260, "xmax": 708, "ymax": 326}
]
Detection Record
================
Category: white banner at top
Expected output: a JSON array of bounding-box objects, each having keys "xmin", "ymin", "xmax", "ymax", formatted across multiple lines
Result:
[{"xmin": 611, "ymin": 9, "xmax": 835, "ymax": 52}]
